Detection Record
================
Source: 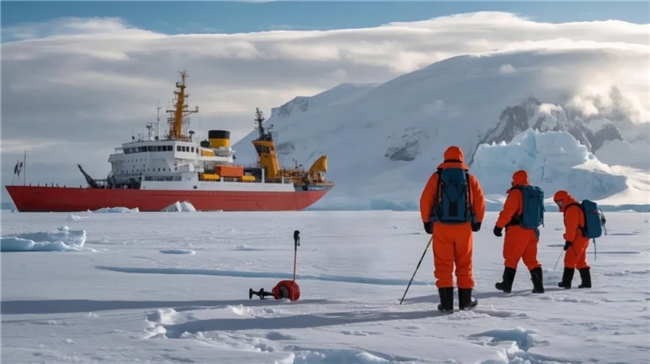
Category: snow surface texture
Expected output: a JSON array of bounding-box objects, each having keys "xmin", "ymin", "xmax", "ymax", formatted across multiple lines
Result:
[
  {"xmin": 2, "ymin": 210, "xmax": 649, "ymax": 363},
  {"xmin": 231, "ymin": 49, "xmax": 649, "ymax": 211}
]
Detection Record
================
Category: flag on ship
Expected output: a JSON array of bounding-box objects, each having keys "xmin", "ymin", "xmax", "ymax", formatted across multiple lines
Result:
[{"xmin": 14, "ymin": 160, "xmax": 23, "ymax": 176}]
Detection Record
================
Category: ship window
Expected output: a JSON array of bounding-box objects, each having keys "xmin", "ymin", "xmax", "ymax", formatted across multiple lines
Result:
[
  {"xmin": 191, "ymin": 147, "xmax": 194, "ymax": 152},
  {"xmin": 157, "ymin": 146, "xmax": 162, "ymax": 152},
  {"xmin": 177, "ymin": 146, "xmax": 181, "ymax": 152}
]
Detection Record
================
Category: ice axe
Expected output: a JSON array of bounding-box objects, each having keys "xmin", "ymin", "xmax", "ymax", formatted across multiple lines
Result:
[{"xmin": 248, "ymin": 230, "xmax": 302, "ymax": 301}]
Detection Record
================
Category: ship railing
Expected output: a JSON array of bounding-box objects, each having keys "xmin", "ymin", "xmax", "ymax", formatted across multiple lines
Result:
[{"xmin": 195, "ymin": 176, "xmax": 294, "ymax": 184}]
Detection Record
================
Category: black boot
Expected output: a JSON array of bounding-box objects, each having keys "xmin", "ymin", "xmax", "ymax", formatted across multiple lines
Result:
[
  {"xmin": 578, "ymin": 267, "xmax": 592, "ymax": 288},
  {"xmin": 558, "ymin": 267, "xmax": 575, "ymax": 289},
  {"xmin": 495, "ymin": 267, "xmax": 517, "ymax": 293},
  {"xmin": 437, "ymin": 287, "xmax": 454, "ymax": 313},
  {"xmin": 458, "ymin": 288, "xmax": 478, "ymax": 311},
  {"xmin": 529, "ymin": 267, "xmax": 544, "ymax": 293}
]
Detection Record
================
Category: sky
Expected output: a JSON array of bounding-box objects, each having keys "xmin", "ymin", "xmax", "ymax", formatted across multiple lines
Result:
[{"xmin": 1, "ymin": 1, "xmax": 649, "ymax": 205}]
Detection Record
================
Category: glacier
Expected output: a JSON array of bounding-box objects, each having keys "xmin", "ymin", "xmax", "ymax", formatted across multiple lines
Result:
[
  {"xmin": 472, "ymin": 129, "xmax": 629, "ymax": 204},
  {"xmin": 231, "ymin": 48, "xmax": 649, "ymax": 211}
]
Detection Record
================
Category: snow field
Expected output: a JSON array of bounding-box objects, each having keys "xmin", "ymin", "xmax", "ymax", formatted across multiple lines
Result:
[{"xmin": 1, "ymin": 210, "xmax": 649, "ymax": 363}]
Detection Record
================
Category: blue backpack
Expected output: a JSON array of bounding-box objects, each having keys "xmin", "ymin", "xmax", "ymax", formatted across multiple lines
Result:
[
  {"xmin": 566, "ymin": 199, "xmax": 604, "ymax": 239},
  {"xmin": 510, "ymin": 185, "xmax": 545, "ymax": 229},
  {"xmin": 430, "ymin": 167, "xmax": 475, "ymax": 224}
]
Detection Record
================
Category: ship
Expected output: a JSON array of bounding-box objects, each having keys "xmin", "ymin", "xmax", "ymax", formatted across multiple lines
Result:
[{"xmin": 6, "ymin": 71, "xmax": 334, "ymax": 212}]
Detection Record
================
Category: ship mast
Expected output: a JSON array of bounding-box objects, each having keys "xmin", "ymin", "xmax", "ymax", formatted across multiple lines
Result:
[
  {"xmin": 156, "ymin": 100, "xmax": 162, "ymax": 140},
  {"xmin": 166, "ymin": 70, "xmax": 199, "ymax": 141},
  {"xmin": 254, "ymin": 108, "xmax": 272, "ymax": 141}
]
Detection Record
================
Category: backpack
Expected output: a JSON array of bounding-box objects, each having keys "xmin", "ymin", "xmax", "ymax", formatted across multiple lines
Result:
[
  {"xmin": 566, "ymin": 199, "xmax": 603, "ymax": 239},
  {"xmin": 509, "ymin": 185, "xmax": 545, "ymax": 229},
  {"xmin": 430, "ymin": 167, "xmax": 475, "ymax": 224}
]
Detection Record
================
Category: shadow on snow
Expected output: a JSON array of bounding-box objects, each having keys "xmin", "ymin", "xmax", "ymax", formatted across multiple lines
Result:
[
  {"xmin": 1, "ymin": 298, "xmax": 332, "ymax": 315},
  {"xmin": 162, "ymin": 309, "xmax": 445, "ymax": 338},
  {"xmin": 94, "ymin": 265, "xmax": 433, "ymax": 287}
]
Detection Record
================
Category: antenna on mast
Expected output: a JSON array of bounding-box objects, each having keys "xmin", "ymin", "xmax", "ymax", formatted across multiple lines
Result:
[
  {"xmin": 165, "ymin": 70, "xmax": 199, "ymax": 141},
  {"xmin": 156, "ymin": 100, "xmax": 162, "ymax": 140}
]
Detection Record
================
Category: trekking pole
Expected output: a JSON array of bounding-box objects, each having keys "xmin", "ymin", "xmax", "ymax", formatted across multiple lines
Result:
[
  {"xmin": 292, "ymin": 230, "xmax": 300, "ymax": 281},
  {"xmin": 399, "ymin": 236, "xmax": 433, "ymax": 305},
  {"xmin": 553, "ymin": 248, "xmax": 563, "ymax": 271}
]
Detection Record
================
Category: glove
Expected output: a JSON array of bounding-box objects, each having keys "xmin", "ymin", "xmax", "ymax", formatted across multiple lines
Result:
[
  {"xmin": 423, "ymin": 221, "xmax": 432, "ymax": 235},
  {"xmin": 493, "ymin": 226, "xmax": 503, "ymax": 237},
  {"xmin": 471, "ymin": 221, "xmax": 481, "ymax": 232},
  {"xmin": 563, "ymin": 241, "xmax": 571, "ymax": 251}
]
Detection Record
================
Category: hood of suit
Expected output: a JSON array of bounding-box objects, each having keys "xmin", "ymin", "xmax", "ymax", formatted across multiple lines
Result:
[
  {"xmin": 443, "ymin": 146, "xmax": 464, "ymax": 163},
  {"xmin": 512, "ymin": 170, "xmax": 530, "ymax": 186},
  {"xmin": 553, "ymin": 190, "xmax": 577, "ymax": 212},
  {"xmin": 438, "ymin": 146, "xmax": 469, "ymax": 170}
]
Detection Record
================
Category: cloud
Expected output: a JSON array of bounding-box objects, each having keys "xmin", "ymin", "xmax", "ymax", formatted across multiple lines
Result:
[{"xmin": 1, "ymin": 11, "xmax": 648, "ymax": 202}]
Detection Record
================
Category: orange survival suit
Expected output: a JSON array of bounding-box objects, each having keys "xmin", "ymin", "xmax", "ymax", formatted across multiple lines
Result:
[
  {"xmin": 554, "ymin": 190, "xmax": 592, "ymax": 289},
  {"xmin": 493, "ymin": 170, "xmax": 544, "ymax": 294},
  {"xmin": 419, "ymin": 146, "xmax": 486, "ymax": 312}
]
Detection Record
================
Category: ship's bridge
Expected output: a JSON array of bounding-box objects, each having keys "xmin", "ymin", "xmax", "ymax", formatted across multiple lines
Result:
[{"xmin": 107, "ymin": 137, "xmax": 235, "ymax": 180}]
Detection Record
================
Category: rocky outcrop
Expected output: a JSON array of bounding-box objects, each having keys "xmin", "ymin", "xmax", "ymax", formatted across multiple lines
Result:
[
  {"xmin": 272, "ymin": 97, "xmax": 309, "ymax": 118},
  {"xmin": 384, "ymin": 127, "xmax": 428, "ymax": 162},
  {"xmin": 275, "ymin": 141, "xmax": 296, "ymax": 156}
]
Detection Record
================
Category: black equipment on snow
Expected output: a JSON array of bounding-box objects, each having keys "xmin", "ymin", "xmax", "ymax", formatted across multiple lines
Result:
[{"xmin": 248, "ymin": 230, "xmax": 301, "ymax": 302}]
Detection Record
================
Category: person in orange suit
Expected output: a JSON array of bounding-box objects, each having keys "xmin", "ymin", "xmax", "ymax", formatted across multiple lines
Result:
[
  {"xmin": 553, "ymin": 190, "xmax": 592, "ymax": 289},
  {"xmin": 493, "ymin": 170, "xmax": 545, "ymax": 294},
  {"xmin": 420, "ymin": 145, "xmax": 486, "ymax": 312}
]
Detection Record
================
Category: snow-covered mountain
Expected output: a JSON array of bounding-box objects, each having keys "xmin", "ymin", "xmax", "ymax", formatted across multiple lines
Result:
[{"xmin": 232, "ymin": 48, "xmax": 649, "ymax": 210}]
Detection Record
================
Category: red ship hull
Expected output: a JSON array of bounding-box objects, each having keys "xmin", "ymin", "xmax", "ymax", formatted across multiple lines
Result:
[{"xmin": 5, "ymin": 185, "xmax": 332, "ymax": 212}]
